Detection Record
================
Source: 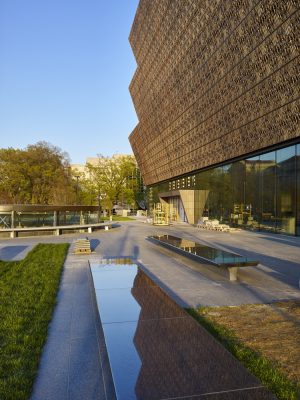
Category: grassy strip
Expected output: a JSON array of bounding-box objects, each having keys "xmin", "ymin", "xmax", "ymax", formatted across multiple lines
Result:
[
  {"xmin": 187, "ymin": 308, "xmax": 300, "ymax": 400},
  {"xmin": 0, "ymin": 243, "xmax": 69, "ymax": 400},
  {"xmin": 0, "ymin": 261, "xmax": 13, "ymax": 279},
  {"xmin": 102, "ymin": 215, "xmax": 134, "ymax": 221}
]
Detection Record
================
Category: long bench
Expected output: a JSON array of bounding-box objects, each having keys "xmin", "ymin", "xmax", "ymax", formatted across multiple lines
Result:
[
  {"xmin": 148, "ymin": 234, "xmax": 258, "ymax": 281},
  {"xmin": 0, "ymin": 222, "xmax": 113, "ymax": 238}
]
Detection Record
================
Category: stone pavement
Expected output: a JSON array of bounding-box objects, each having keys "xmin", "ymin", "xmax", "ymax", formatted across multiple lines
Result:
[
  {"xmin": 83, "ymin": 220, "xmax": 300, "ymax": 307},
  {"xmin": 0, "ymin": 221, "xmax": 299, "ymax": 399},
  {"xmin": 1, "ymin": 220, "xmax": 299, "ymax": 308}
]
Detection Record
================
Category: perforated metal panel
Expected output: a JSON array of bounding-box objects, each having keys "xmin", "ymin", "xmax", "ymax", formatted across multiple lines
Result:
[{"xmin": 129, "ymin": 0, "xmax": 300, "ymax": 186}]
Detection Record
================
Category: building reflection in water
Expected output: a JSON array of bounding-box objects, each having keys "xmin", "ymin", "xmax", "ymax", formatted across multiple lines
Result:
[
  {"xmin": 92, "ymin": 263, "xmax": 272, "ymax": 400},
  {"xmin": 130, "ymin": 270, "xmax": 261, "ymax": 399}
]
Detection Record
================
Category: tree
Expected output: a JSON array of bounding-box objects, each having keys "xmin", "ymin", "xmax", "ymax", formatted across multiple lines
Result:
[
  {"xmin": 85, "ymin": 155, "xmax": 139, "ymax": 214},
  {"xmin": 0, "ymin": 141, "xmax": 76, "ymax": 204},
  {"xmin": 0, "ymin": 148, "xmax": 27, "ymax": 203}
]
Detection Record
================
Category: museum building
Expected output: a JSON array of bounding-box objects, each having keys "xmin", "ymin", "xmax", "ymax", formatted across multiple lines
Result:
[{"xmin": 129, "ymin": 0, "xmax": 300, "ymax": 235}]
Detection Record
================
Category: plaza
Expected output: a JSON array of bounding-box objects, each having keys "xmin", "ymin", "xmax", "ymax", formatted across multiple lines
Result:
[{"xmin": 1, "ymin": 220, "xmax": 299, "ymax": 398}]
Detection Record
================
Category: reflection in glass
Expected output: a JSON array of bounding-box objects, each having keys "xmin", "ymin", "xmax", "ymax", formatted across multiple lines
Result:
[
  {"xmin": 245, "ymin": 156, "xmax": 260, "ymax": 230},
  {"xmin": 16, "ymin": 212, "xmax": 54, "ymax": 228},
  {"xmin": 0, "ymin": 213, "xmax": 12, "ymax": 229},
  {"xmin": 276, "ymin": 146, "xmax": 296, "ymax": 235},
  {"xmin": 149, "ymin": 235, "xmax": 258, "ymax": 267},
  {"xmin": 197, "ymin": 169, "xmax": 212, "ymax": 219},
  {"xmin": 297, "ymin": 144, "xmax": 300, "ymax": 236},
  {"xmin": 222, "ymin": 164, "xmax": 233, "ymax": 224},
  {"xmin": 260, "ymin": 151, "xmax": 276, "ymax": 232},
  {"xmin": 231, "ymin": 161, "xmax": 246, "ymax": 227},
  {"xmin": 151, "ymin": 143, "xmax": 299, "ymax": 236},
  {"xmin": 208, "ymin": 166, "xmax": 223, "ymax": 220}
]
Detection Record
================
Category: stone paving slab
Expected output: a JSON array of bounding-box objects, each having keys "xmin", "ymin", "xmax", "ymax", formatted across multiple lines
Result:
[{"xmin": 30, "ymin": 244, "xmax": 109, "ymax": 400}]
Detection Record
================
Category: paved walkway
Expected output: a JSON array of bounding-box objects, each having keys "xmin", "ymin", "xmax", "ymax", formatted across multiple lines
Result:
[
  {"xmin": 30, "ymin": 248, "xmax": 111, "ymax": 400},
  {"xmin": 0, "ymin": 221, "xmax": 299, "ymax": 398},
  {"xmin": 83, "ymin": 220, "xmax": 300, "ymax": 307}
]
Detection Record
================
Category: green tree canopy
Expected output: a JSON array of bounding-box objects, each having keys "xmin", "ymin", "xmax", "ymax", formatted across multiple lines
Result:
[
  {"xmin": 0, "ymin": 141, "xmax": 76, "ymax": 204},
  {"xmin": 84, "ymin": 155, "xmax": 139, "ymax": 213}
]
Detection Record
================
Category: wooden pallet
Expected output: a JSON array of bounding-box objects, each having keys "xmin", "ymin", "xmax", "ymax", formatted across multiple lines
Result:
[{"xmin": 74, "ymin": 238, "xmax": 92, "ymax": 254}]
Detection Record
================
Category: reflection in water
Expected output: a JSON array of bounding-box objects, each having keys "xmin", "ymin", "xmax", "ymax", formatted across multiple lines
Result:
[
  {"xmin": 131, "ymin": 269, "xmax": 186, "ymax": 320},
  {"xmin": 149, "ymin": 235, "xmax": 258, "ymax": 267},
  {"xmin": 131, "ymin": 270, "xmax": 258, "ymax": 399},
  {"xmin": 91, "ymin": 263, "xmax": 272, "ymax": 399}
]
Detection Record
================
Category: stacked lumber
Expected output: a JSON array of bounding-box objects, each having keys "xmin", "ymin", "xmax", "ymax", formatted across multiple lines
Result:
[{"xmin": 74, "ymin": 238, "xmax": 92, "ymax": 254}]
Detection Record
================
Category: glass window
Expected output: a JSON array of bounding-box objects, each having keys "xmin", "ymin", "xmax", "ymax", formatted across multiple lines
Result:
[
  {"xmin": 230, "ymin": 161, "xmax": 246, "ymax": 227},
  {"xmin": 260, "ymin": 151, "xmax": 276, "ymax": 232},
  {"xmin": 222, "ymin": 164, "xmax": 234, "ymax": 224},
  {"xmin": 296, "ymin": 144, "xmax": 300, "ymax": 236},
  {"xmin": 245, "ymin": 156, "xmax": 260, "ymax": 230},
  {"xmin": 151, "ymin": 142, "xmax": 300, "ymax": 236},
  {"xmin": 0, "ymin": 213, "xmax": 12, "ymax": 229},
  {"xmin": 16, "ymin": 212, "xmax": 54, "ymax": 228},
  {"xmin": 208, "ymin": 167, "xmax": 223, "ymax": 220},
  {"xmin": 276, "ymin": 145, "xmax": 296, "ymax": 235},
  {"xmin": 196, "ymin": 170, "xmax": 211, "ymax": 218}
]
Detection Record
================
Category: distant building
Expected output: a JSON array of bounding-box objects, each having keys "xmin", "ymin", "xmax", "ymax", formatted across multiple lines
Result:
[
  {"xmin": 71, "ymin": 154, "xmax": 136, "ymax": 176},
  {"xmin": 129, "ymin": 1, "xmax": 300, "ymax": 235},
  {"xmin": 70, "ymin": 163, "xmax": 86, "ymax": 175}
]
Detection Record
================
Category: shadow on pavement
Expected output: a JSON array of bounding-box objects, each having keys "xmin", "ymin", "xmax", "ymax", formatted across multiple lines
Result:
[
  {"xmin": 0, "ymin": 246, "xmax": 28, "ymax": 261},
  {"xmin": 90, "ymin": 239, "xmax": 100, "ymax": 251}
]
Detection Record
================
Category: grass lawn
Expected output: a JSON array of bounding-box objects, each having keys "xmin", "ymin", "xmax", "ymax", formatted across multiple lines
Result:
[
  {"xmin": 188, "ymin": 302, "xmax": 300, "ymax": 400},
  {"xmin": 0, "ymin": 243, "xmax": 69, "ymax": 400},
  {"xmin": 102, "ymin": 215, "xmax": 134, "ymax": 221}
]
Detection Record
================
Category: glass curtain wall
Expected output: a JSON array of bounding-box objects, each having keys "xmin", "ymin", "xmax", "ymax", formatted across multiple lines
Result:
[
  {"xmin": 0, "ymin": 213, "xmax": 12, "ymax": 229},
  {"xmin": 16, "ymin": 213, "xmax": 54, "ymax": 228},
  {"xmin": 297, "ymin": 144, "xmax": 300, "ymax": 236},
  {"xmin": 58, "ymin": 211, "xmax": 97, "ymax": 225},
  {"xmin": 260, "ymin": 151, "xmax": 276, "ymax": 233},
  {"xmin": 276, "ymin": 147, "xmax": 296, "ymax": 235},
  {"xmin": 245, "ymin": 156, "xmax": 260, "ymax": 230},
  {"xmin": 231, "ymin": 161, "xmax": 246, "ymax": 227},
  {"xmin": 150, "ymin": 142, "xmax": 300, "ymax": 235},
  {"xmin": 222, "ymin": 164, "xmax": 233, "ymax": 224}
]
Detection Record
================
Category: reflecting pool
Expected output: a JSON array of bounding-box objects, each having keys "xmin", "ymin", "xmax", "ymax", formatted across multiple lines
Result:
[
  {"xmin": 90, "ymin": 260, "xmax": 272, "ymax": 400},
  {"xmin": 149, "ymin": 235, "xmax": 258, "ymax": 267}
]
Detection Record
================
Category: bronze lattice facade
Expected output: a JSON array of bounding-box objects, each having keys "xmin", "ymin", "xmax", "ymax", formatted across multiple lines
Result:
[{"xmin": 129, "ymin": 0, "xmax": 300, "ymax": 186}]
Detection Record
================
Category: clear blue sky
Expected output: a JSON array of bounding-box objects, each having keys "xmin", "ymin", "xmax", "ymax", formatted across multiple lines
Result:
[{"xmin": 0, "ymin": 0, "xmax": 139, "ymax": 164}]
